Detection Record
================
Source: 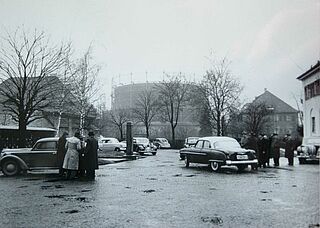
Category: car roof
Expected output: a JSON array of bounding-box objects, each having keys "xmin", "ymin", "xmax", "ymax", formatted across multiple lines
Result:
[
  {"xmin": 198, "ymin": 136, "xmax": 237, "ymax": 143},
  {"xmin": 37, "ymin": 137, "xmax": 59, "ymax": 142}
]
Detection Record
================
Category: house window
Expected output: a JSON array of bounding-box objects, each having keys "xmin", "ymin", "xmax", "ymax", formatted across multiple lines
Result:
[
  {"xmin": 286, "ymin": 115, "xmax": 292, "ymax": 121},
  {"xmin": 305, "ymin": 79, "xmax": 320, "ymax": 100},
  {"xmin": 312, "ymin": 117, "xmax": 316, "ymax": 133}
]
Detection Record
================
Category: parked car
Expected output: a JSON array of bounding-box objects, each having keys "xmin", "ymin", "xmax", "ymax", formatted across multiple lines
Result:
[
  {"xmin": 179, "ymin": 136, "xmax": 258, "ymax": 172},
  {"xmin": 0, "ymin": 137, "xmax": 59, "ymax": 176},
  {"xmin": 153, "ymin": 138, "xmax": 171, "ymax": 149},
  {"xmin": 98, "ymin": 137, "xmax": 126, "ymax": 152},
  {"xmin": 133, "ymin": 137, "xmax": 157, "ymax": 155},
  {"xmin": 184, "ymin": 137, "xmax": 199, "ymax": 148},
  {"xmin": 297, "ymin": 144, "xmax": 320, "ymax": 164}
]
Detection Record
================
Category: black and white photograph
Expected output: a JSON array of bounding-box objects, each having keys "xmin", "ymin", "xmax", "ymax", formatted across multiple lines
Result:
[{"xmin": 0, "ymin": 0, "xmax": 319, "ymax": 227}]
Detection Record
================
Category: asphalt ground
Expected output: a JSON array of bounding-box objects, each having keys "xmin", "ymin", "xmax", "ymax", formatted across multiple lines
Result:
[{"xmin": 0, "ymin": 149, "xmax": 319, "ymax": 228}]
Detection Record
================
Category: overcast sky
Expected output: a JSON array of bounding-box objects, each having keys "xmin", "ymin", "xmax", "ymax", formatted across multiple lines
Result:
[{"xmin": 1, "ymin": 0, "xmax": 319, "ymax": 109}]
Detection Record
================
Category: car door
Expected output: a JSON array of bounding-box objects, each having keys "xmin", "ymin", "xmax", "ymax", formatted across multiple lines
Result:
[
  {"xmin": 200, "ymin": 140, "xmax": 211, "ymax": 164},
  {"xmin": 188, "ymin": 140, "xmax": 204, "ymax": 162},
  {"xmin": 27, "ymin": 140, "xmax": 58, "ymax": 168}
]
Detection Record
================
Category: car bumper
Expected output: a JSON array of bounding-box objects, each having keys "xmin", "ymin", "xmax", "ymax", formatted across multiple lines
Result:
[{"xmin": 225, "ymin": 159, "xmax": 258, "ymax": 165}]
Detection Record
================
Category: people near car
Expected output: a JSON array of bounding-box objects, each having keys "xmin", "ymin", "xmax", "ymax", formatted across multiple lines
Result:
[
  {"xmin": 78, "ymin": 135, "xmax": 86, "ymax": 178},
  {"xmin": 56, "ymin": 132, "xmax": 68, "ymax": 176},
  {"xmin": 243, "ymin": 132, "xmax": 259, "ymax": 170},
  {"xmin": 63, "ymin": 132, "xmax": 82, "ymax": 179},
  {"xmin": 284, "ymin": 134, "xmax": 295, "ymax": 166},
  {"xmin": 258, "ymin": 134, "xmax": 269, "ymax": 168},
  {"xmin": 84, "ymin": 131, "xmax": 99, "ymax": 180},
  {"xmin": 270, "ymin": 133, "xmax": 281, "ymax": 167}
]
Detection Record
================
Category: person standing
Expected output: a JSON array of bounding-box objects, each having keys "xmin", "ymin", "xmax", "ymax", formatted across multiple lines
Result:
[
  {"xmin": 63, "ymin": 132, "xmax": 81, "ymax": 179},
  {"xmin": 85, "ymin": 131, "xmax": 99, "ymax": 180},
  {"xmin": 57, "ymin": 132, "xmax": 68, "ymax": 176},
  {"xmin": 270, "ymin": 133, "xmax": 281, "ymax": 166},
  {"xmin": 284, "ymin": 134, "xmax": 295, "ymax": 166},
  {"xmin": 243, "ymin": 133, "xmax": 259, "ymax": 170}
]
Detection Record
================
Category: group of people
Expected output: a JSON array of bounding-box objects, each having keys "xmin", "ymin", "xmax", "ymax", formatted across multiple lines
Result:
[
  {"xmin": 242, "ymin": 133, "xmax": 297, "ymax": 168},
  {"xmin": 56, "ymin": 130, "xmax": 99, "ymax": 180}
]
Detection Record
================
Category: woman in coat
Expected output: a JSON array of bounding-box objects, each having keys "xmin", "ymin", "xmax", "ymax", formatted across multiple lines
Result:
[{"xmin": 63, "ymin": 132, "xmax": 81, "ymax": 179}]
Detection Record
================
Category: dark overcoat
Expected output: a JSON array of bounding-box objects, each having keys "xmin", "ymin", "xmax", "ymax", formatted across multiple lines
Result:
[
  {"xmin": 243, "ymin": 136, "xmax": 259, "ymax": 158},
  {"xmin": 284, "ymin": 138, "xmax": 295, "ymax": 159},
  {"xmin": 85, "ymin": 136, "xmax": 99, "ymax": 170},
  {"xmin": 271, "ymin": 138, "xmax": 281, "ymax": 159},
  {"xmin": 57, "ymin": 135, "xmax": 67, "ymax": 167}
]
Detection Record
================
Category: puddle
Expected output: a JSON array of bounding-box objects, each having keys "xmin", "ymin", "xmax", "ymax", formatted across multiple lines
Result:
[
  {"xmin": 201, "ymin": 216, "xmax": 223, "ymax": 225},
  {"xmin": 173, "ymin": 174, "xmax": 182, "ymax": 177},
  {"xmin": 125, "ymin": 186, "xmax": 131, "ymax": 189},
  {"xmin": 143, "ymin": 189, "xmax": 156, "ymax": 193},
  {"xmin": 209, "ymin": 188, "xmax": 217, "ymax": 190},
  {"xmin": 41, "ymin": 185, "xmax": 53, "ymax": 190},
  {"xmin": 55, "ymin": 185, "xmax": 64, "ymax": 188},
  {"xmin": 146, "ymin": 178, "xmax": 158, "ymax": 180},
  {"xmin": 260, "ymin": 198, "xmax": 272, "ymax": 201},
  {"xmin": 76, "ymin": 197, "xmax": 89, "ymax": 202},
  {"xmin": 17, "ymin": 185, "xmax": 28, "ymax": 188},
  {"xmin": 260, "ymin": 191, "xmax": 271, "ymax": 194},
  {"xmin": 45, "ymin": 194, "xmax": 76, "ymax": 199},
  {"xmin": 185, "ymin": 174, "xmax": 196, "ymax": 177},
  {"xmin": 309, "ymin": 224, "xmax": 320, "ymax": 228},
  {"xmin": 81, "ymin": 189, "xmax": 92, "ymax": 192},
  {"xmin": 62, "ymin": 209, "xmax": 79, "ymax": 214},
  {"xmin": 292, "ymin": 185, "xmax": 297, "ymax": 187}
]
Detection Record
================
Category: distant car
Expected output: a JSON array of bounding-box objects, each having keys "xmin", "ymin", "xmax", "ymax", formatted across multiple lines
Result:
[
  {"xmin": 153, "ymin": 138, "xmax": 171, "ymax": 149},
  {"xmin": 179, "ymin": 136, "xmax": 258, "ymax": 172},
  {"xmin": 98, "ymin": 137, "xmax": 126, "ymax": 152},
  {"xmin": 0, "ymin": 137, "xmax": 59, "ymax": 176},
  {"xmin": 297, "ymin": 144, "xmax": 320, "ymax": 164},
  {"xmin": 133, "ymin": 137, "xmax": 157, "ymax": 155},
  {"xmin": 184, "ymin": 137, "xmax": 199, "ymax": 148}
]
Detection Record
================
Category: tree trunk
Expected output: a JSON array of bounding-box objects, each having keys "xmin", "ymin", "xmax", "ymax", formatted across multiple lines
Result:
[
  {"xmin": 18, "ymin": 119, "xmax": 27, "ymax": 148},
  {"xmin": 171, "ymin": 124, "xmax": 175, "ymax": 147},
  {"xmin": 56, "ymin": 111, "xmax": 62, "ymax": 137}
]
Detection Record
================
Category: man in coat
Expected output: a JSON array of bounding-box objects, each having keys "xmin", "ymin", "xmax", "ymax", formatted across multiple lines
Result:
[
  {"xmin": 57, "ymin": 132, "xmax": 68, "ymax": 176},
  {"xmin": 85, "ymin": 131, "xmax": 99, "ymax": 180},
  {"xmin": 270, "ymin": 134, "xmax": 281, "ymax": 166},
  {"xmin": 243, "ymin": 133, "xmax": 259, "ymax": 170},
  {"xmin": 284, "ymin": 134, "xmax": 295, "ymax": 166}
]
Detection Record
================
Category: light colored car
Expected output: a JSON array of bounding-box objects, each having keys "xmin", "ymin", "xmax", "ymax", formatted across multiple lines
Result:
[
  {"xmin": 98, "ymin": 137, "xmax": 125, "ymax": 152},
  {"xmin": 153, "ymin": 138, "xmax": 171, "ymax": 149},
  {"xmin": 133, "ymin": 137, "xmax": 157, "ymax": 155},
  {"xmin": 184, "ymin": 137, "xmax": 199, "ymax": 148}
]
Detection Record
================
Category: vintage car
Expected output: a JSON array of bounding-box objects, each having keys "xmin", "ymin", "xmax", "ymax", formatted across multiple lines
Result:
[
  {"xmin": 133, "ymin": 137, "xmax": 157, "ymax": 155},
  {"xmin": 297, "ymin": 144, "xmax": 320, "ymax": 164},
  {"xmin": 179, "ymin": 136, "xmax": 258, "ymax": 172},
  {"xmin": 0, "ymin": 137, "xmax": 59, "ymax": 176},
  {"xmin": 153, "ymin": 138, "xmax": 171, "ymax": 149},
  {"xmin": 184, "ymin": 137, "xmax": 199, "ymax": 148},
  {"xmin": 98, "ymin": 137, "xmax": 126, "ymax": 152}
]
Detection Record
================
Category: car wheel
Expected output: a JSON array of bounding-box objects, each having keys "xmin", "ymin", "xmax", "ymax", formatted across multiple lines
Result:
[
  {"xmin": 210, "ymin": 161, "xmax": 220, "ymax": 172},
  {"xmin": 2, "ymin": 159, "xmax": 21, "ymax": 176},
  {"xmin": 185, "ymin": 156, "xmax": 190, "ymax": 167},
  {"xmin": 237, "ymin": 165, "xmax": 247, "ymax": 172},
  {"xmin": 115, "ymin": 147, "xmax": 120, "ymax": 152},
  {"xmin": 152, "ymin": 152, "xmax": 157, "ymax": 155},
  {"xmin": 157, "ymin": 145, "xmax": 161, "ymax": 149}
]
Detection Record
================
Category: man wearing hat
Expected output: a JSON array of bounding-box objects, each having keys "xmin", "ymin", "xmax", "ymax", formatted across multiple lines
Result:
[{"xmin": 85, "ymin": 130, "xmax": 99, "ymax": 180}]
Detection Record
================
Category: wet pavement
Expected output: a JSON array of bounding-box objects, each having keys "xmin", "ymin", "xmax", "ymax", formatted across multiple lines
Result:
[{"xmin": 0, "ymin": 150, "xmax": 319, "ymax": 228}]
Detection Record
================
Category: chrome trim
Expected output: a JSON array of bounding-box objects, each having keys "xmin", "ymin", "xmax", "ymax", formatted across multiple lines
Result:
[
  {"xmin": 225, "ymin": 159, "xmax": 258, "ymax": 165},
  {"xmin": 182, "ymin": 152, "xmax": 206, "ymax": 156},
  {"xmin": 208, "ymin": 160, "xmax": 224, "ymax": 163}
]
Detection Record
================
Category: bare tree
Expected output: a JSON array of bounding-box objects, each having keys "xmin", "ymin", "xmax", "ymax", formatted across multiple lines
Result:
[
  {"xmin": 0, "ymin": 30, "xmax": 70, "ymax": 147},
  {"xmin": 198, "ymin": 58, "xmax": 242, "ymax": 136},
  {"xmin": 157, "ymin": 74, "xmax": 190, "ymax": 143},
  {"xmin": 242, "ymin": 102, "xmax": 273, "ymax": 136},
  {"xmin": 133, "ymin": 86, "xmax": 159, "ymax": 138},
  {"xmin": 71, "ymin": 48, "xmax": 100, "ymax": 135},
  {"xmin": 108, "ymin": 109, "xmax": 130, "ymax": 140}
]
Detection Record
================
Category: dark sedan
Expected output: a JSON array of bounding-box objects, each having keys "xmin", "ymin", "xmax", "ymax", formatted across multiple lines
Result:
[
  {"xmin": 179, "ymin": 136, "xmax": 258, "ymax": 172},
  {"xmin": 0, "ymin": 137, "xmax": 59, "ymax": 176}
]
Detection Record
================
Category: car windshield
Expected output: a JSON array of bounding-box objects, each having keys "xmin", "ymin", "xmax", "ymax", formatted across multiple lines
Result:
[
  {"xmin": 213, "ymin": 140, "xmax": 241, "ymax": 149},
  {"xmin": 135, "ymin": 138, "xmax": 149, "ymax": 144},
  {"xmin": 187, "ymin": 137, "xmax": 198, "ymax": 144}
]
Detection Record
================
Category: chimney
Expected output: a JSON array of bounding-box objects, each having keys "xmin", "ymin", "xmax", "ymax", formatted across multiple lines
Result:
[{"xmin": 264, "ymin": 88, "xmax": 267, "ymax": 92}]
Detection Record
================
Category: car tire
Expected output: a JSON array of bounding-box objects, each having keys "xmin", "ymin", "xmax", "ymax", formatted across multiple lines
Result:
[
  {"xmin": 210, "ymin": 161, "xmax": 220, "ymax": 172},
  {"xmin": 185, "ymin": 156, "xmax": 190, "ymax": 167},
  {"xmin": 2, "ymin": 159, "xmax": 21, "ymax": 176},
  {"xmin": 157, "ymin": 145, "xmax": 161, "ymax": 149},
  {"xmin": 237, "ymin": 165, "xmax": 247, "ymax": 172},
  {"xmin": 152, "ymin": 152, "xmax": 157, "ymax": 156},
  {"xmin": 298, "ymin": 158, "xmax": 306, "ymax": 164}
]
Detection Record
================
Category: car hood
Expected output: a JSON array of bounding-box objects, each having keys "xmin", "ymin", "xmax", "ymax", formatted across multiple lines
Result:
[{"xmin": 2, "ymin": 148, "xmax": 32, "ymax": 154}]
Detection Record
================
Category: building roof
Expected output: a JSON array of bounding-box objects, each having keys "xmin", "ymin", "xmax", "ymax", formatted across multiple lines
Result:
[
  {"xmin": 297, "ymin": 60, "xmax": 320, "ymax": 81},
  {"xmin": 252, "ymin": 89, "xmax": 297, "ymax": 113}
]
